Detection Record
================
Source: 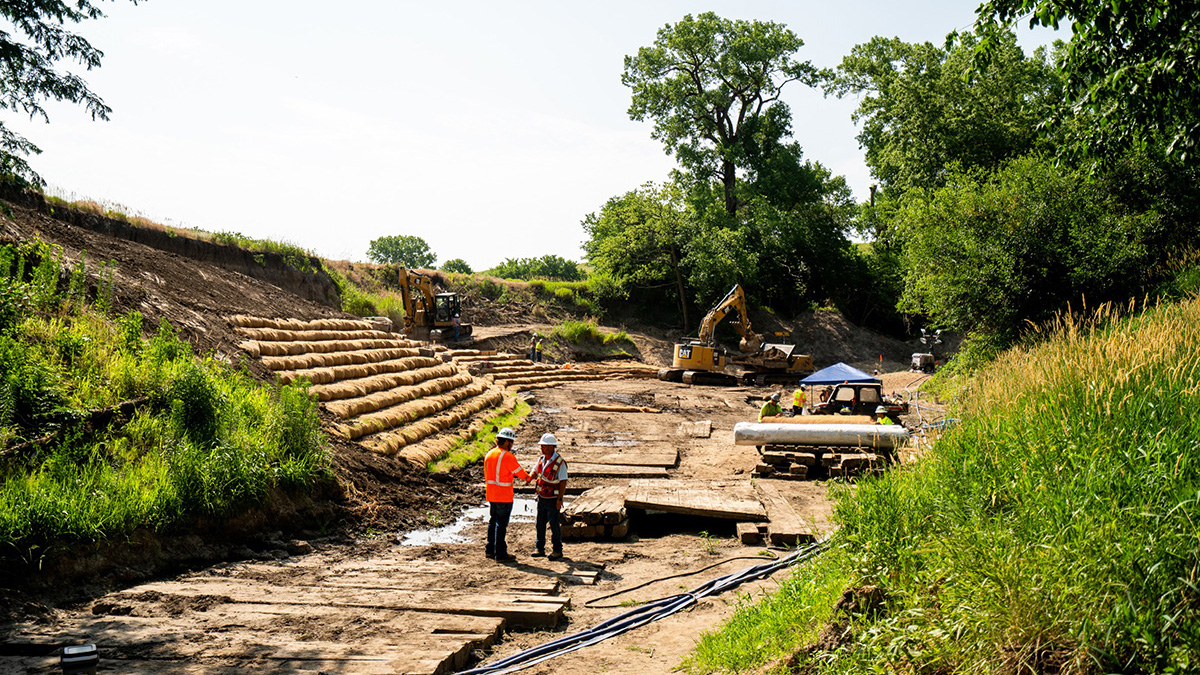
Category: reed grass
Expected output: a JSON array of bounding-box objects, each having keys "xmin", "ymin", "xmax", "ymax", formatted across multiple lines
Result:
[
  {"xmin": 686, "ymin": 291, "xmax": 1200, "ymax": 674},
  {"xmin": 0, "ymin": 242, "xmax": 330, "ymax": 550}
]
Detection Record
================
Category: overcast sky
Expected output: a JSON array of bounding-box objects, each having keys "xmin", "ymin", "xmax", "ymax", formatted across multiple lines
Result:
[{"xmin": 3, "ymin": 1, "xmax": 1056, "ymax": 269}]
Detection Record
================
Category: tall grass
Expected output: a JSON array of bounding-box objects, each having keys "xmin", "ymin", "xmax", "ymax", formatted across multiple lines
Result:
[
  {"xmin": 0, "ymin": 240, "xmax": 330, "ymax": 549},
  {"xmin": 41, "ymin": 190, "xmax": 318, "ymax": 274},
  {"xmin": 688, "ymin": 292, "xmax": 1200, "ymax": 674},
  {"xmin": 323, "ymin": 263, "xmax": 405, "ymax": 326}
]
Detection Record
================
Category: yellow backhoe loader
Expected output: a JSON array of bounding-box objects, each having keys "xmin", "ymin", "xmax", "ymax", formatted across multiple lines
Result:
[
  {"xmin": 397, "ymin": 267, "xmax": 472, "ymax": 340},
  {"xmin": 657, "ymin": 284, "xmax": 813, "ymax": 386}
]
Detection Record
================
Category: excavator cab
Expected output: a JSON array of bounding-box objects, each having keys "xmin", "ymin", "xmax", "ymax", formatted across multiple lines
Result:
[
  {"xmin": 397, "ymin": 267, "xmax": 472, "ymax": 340},
  {"xmin": 433, "ymin": 293, "xmax": 459, "ymax": 324}
]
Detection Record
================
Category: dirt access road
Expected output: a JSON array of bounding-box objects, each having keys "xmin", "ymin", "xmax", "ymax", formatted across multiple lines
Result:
[{"xmin": 2, "ymin": 377, "xmax": 835, "ymax": 675}]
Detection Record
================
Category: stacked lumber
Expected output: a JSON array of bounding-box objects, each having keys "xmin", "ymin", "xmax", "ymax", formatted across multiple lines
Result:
[
  {"xmin": 230, "ymin": 315, "xmax": 513, "ymax": 466},
  {"xmin": 561, "ymin": 486, "xmax": 630, "ymax": 540},
  {"xmin": 752, "ymin": 446, "xmax": 885, "ymax": 480}
]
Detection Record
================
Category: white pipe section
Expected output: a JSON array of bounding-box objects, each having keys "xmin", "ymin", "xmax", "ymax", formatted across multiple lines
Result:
[{"xmin": 733, "ymin": 422, "xmax": 910, "ymax": 449}]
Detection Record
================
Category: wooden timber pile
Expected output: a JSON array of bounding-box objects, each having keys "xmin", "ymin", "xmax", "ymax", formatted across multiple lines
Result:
[
  {"xmin": 561, "ymin": 486, "xmax": 630, "ymax": 540},
  {"xmin": 229, "ymin": 315, "xmax": 515, "ymax": 467},
  {"xmin": 752, "ymin": 445, "xmax": 886, "ymax": 481},
  {"xmin": 560, "ymin": 479, "xmax": 814, "ymax": 546}
]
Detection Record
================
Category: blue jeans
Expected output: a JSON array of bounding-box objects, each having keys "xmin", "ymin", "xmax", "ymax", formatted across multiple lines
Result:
[
  {"xmin": 536, "ymin": 496, "xmax": 563, "ymax": 554},
  {"xmin": 487, "ymin": 501, "xmax": 513, "ymax": 557}
]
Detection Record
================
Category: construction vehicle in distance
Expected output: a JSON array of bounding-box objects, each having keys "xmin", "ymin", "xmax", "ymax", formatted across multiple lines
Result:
[
  {"xmin": 811, "ymin": 382, "xmax": 909, "ymax": 417},
  {"xmin": 657, "ymin": 284, "xmax": 814, "ymax": 386},
  {"xmin": 910, "ymin": 328, "xmax": 941, "ymax": 373},
  {"xmin": 397, "ymin": 267, "xmax": 472, "ymax": 341}
]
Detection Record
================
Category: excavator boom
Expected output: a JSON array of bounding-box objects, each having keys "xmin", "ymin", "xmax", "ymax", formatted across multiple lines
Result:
[{"xmin": 696, "ymin": 284, "xmax": 762, "ymax": 352}]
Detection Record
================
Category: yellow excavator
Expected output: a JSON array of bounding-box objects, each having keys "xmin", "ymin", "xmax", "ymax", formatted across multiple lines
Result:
[
  {"xmin": 657, "ymin": 284, "xmax": 813, "ymax": 386},
  {"xmin": 397, "ymin": 267, "xmax": 472, "ymax": 340}
]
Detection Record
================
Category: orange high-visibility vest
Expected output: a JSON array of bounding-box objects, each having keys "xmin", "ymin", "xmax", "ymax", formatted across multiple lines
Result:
[
  {"xmin": 533, "ymin": 452, "xmax": 566, "ymax": 499},
  {"xmin": 484, "ymin": 447, "xmax": 528, "ymax": 503}
]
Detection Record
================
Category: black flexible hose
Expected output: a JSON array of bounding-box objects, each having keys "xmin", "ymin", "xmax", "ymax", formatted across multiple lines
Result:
[
  {"xmin": 583, "ymin": 554, "xmax": 776, "ymax": 609},
  {"xmin": 455, "ymin": 540, "xmax": 828, "ymax": 675}
]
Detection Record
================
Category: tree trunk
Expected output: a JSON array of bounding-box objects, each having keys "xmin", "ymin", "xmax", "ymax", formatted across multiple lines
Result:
[
  {"xmin": 722, "ymin": 160, "xmax": 738, "ymax": 215},
  {"xmin": 670, "ymin": 243, "xmax": 690, "ymax": 331}
]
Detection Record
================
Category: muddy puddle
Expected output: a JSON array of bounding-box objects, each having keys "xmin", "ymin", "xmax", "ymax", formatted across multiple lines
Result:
[{"xmin": 399, "ymin": 498, "xmax": 538, "ymax": 547}]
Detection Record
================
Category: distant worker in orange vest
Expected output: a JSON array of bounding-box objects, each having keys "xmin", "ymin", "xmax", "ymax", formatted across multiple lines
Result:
[
  {"xmin": 484, "ymin": 427, "xmax": 530, "ymax": 562},
  {"xmin": 792, "ymin": 386, "xmax": 807, "ymax": 415},
  {"xmin": 531, "ymin": 433, "xmax": 569, "ymax": 560}
]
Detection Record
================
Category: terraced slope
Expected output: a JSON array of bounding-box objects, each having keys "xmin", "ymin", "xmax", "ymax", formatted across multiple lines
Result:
[
  {"xmin": 230, "ymin": 316, "xmax": 515, "ymax": 468},
  {"xmin": 454, "ymin": 352, "xmax": 660, "ymax": 390}
]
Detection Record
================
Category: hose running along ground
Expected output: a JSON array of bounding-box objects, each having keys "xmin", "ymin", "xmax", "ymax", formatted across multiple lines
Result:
[{"xmin": 456, "ymin": 540, "xmax": 829, "ymax": 675}]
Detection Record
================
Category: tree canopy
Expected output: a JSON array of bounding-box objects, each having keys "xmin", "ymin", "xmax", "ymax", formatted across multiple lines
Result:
[
  {"xmin": 0, "ymin": 0, "xmax": 131, "ymax": 185},
  {"xmin": 974, "ymin": 0, "xmax": 1200, "ymax": 160},
  {"xmin": 440, "ymin": 258, "xmax": 472, "ymax": 274},
  {"xmin": 366, "ymin": 235, "xmax": 436, "ymax": 268},
  {"xmin": 491, "ymin": 255, "xmax": 584, "ymax": 282},
  {"xmin": 623, "ymin": 12, "xmax": 820, "ymax": 215},
  {"xmin": 827, "ymin": 31, "xmax": 1059, "ymax": 196},
  {"xmin": 893, "ymin": 153, "xmax": 1189, "ymax": 341}
]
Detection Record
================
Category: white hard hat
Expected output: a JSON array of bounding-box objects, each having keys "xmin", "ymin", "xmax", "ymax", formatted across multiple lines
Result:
[
  {"xmin": 875, "ymin": 406, "xmax": 889, "ymax": 415},
  {"xmin": 770, "ymin": 393, "xmax": 780, "ymax": 402},
  {"xmin": 539, "ymin": 433, "xmax": 558, "ymax": 446},
  {"xmin": 497, "ymin": 427, "xmax": 517, "ymax": 441}
]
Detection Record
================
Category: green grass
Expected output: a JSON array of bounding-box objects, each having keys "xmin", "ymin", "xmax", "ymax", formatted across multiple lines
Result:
[
  {"xmin": 41, "ymin": 192, "xmax": 319, "ymax": 274},
  {"xmin": 686, "ymin": 289, "xmax": 1200, "ymax": 674},
  {"xmin": 323, "ymin": 263, "xmax": 405, "ymax": 326},
  {"xmin": 0, "ymin": 241, "xmax": 330, "ymax": 550},
  {"xmin": 550, "ymin": 318, "xmax": 633, "ymax": 346},
  {"xmin": 427, "ymin": 401, "xmax": 532, "ymax": 472}
]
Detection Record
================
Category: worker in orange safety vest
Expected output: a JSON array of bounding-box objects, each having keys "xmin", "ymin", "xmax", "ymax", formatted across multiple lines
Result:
[
  {"xmin": 484, "ymin": 427, "xmax": 530, "ymax": 562},
  {"xmin": 531, "ymin": 433, "xmax": 568, "ymax": 560}
]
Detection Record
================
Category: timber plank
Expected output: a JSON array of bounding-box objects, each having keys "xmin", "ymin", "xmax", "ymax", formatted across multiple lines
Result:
[
  {"xmin": 625, "ymin": 480, "xmax": 767, "ymax": 521},
  {"xmin": 567, "ymin": 462, "xmax": 669, "ymax": 478},
  {"xmin": 757, "ymin": 482, "xmax": 814, "ymax": 546},
  {"xmin": 544, "ymin": 450, "xmax": 679, "ymax": 467},
  {"xmin": 563, "ymin": 486, "xmax": 628, "ymax": 525},
  {"xmin": 117, "ymin": 579, "xmax": 566, "ymax": 628}
]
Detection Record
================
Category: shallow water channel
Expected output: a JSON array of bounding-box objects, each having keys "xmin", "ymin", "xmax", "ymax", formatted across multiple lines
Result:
[{"xmin": 399, "ymin": 498, "xmax": 538, "ymax": 546}]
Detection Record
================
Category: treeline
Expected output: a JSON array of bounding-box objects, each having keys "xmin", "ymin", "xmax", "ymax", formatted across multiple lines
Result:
[{"xmin": 578, "ymin": 10, "xmax": 1199, "ymax": 350}]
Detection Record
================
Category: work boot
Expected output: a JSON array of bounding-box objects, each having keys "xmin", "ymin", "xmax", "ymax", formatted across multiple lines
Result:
[
  {"xmin": 496, "ymin": 553, "xmax": 517, "ymax": 563},
  {"xmin": 547, "ymin": 551, "xmax": 563, "ymax": 561},
  {"xmin": 531, "ymin": 549, "xmax": 546, "ymax": 557}
]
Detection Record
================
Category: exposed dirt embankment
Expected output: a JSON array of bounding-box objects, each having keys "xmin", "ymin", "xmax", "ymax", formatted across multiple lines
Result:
[{"xmin": 0, "ymin": 185, "xmax": 341, "ymax": 308}]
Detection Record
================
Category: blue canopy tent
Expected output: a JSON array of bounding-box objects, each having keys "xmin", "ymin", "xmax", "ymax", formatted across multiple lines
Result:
[{"xmin": 798, "ymin": 362, "xmax": 881, "ymax": 386}]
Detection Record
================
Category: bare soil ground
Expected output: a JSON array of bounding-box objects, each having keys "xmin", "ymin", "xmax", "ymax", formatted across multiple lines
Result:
[{"xmin": 2, "ymin": 377, "xmax": 839, "ymax": 674}]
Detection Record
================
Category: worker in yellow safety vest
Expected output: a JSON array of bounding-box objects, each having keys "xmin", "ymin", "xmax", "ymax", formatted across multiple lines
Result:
[
  {"xmin": 875, "ymin": 406, "xmax": 897, "ymax": 426},
  {"xmin": 484, "ymin": 427, "xmax": 530, "ymax": 562},
  {"xmin": 531, "ymin": 433, "xmax": 569, "ymax": 560},
  {"xmin": 792, "ymin": 386, "xmax": 806, "ymax": 415},
  {"xmin": 759, "ymin": 393, "xmax": 783, "ymax": 421}
]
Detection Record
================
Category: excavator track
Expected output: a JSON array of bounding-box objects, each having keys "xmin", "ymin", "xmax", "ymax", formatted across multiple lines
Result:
[
  {"xmin": 657, "ymin": 368, "xmax": 685, "ymax": 382},
  {"xmin": 681, "ymin": 370, "xmax": 739, "ymax": 386}
]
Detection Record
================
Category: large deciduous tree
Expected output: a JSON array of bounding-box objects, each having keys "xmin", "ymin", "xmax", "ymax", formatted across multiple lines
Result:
[
  {"xmin": 0, "ymin": 0, "xmax": 132, "ymax": 186},
  {"xmin": 366, "ymin": 235, "xmax": 436, "ymax": 268},
  {"xmin": 974, "ymin": 0, "xmax": 1200, "ymax": 160},
  {"xmin": 827, "ymin": 31, "xmax": 1059, "ymax": 196},
  {"xmin": 894, "ymin": 154, "xmax": 1159, "ymax": 342},
  {"xmin": 582, "ymin": 182, "xmax": 694, "ymax": 328},
  {"xmin": 623, "ymin": 12, "xmax": 819, "ymax": 215}
]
